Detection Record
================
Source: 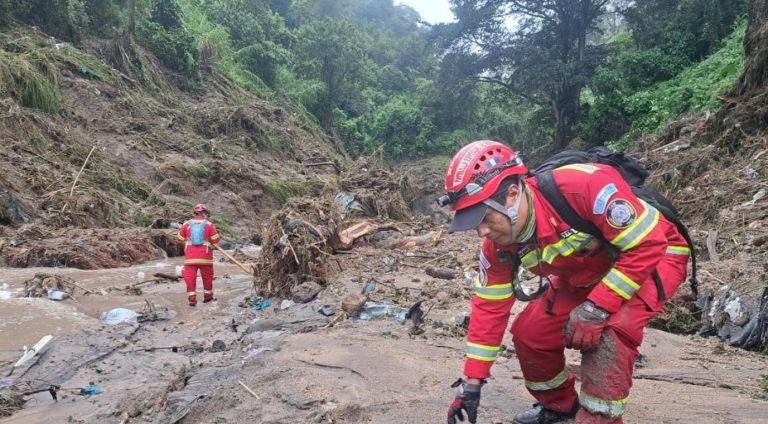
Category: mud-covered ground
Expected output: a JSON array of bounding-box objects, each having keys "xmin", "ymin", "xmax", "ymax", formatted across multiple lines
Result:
[{"xmin": 1, "ymin": 231, "xmax": 766, "ymax": 424}]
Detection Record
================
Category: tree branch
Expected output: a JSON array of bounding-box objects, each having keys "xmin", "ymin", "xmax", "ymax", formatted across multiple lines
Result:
[{"xmin": 470, "ymin": 75, "xmax": 548, "ymax": 107}]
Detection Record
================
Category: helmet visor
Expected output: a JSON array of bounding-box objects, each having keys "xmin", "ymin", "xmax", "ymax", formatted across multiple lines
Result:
[{"xmin": 448, "ymin": 202, "xmax": 488, "ymax": 233}]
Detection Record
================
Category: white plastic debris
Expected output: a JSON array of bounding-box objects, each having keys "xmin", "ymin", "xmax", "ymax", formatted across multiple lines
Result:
[
  {"xmin": 101, "ymin": 308, "xmax": 139, "ymax": 325},
  {"xmin": 175, "ymin": 266, "xmax": 183, "ymax": 277},
  {"xmin": 136, "ymin": 271, "xmax": 146, "ymax": 280}
]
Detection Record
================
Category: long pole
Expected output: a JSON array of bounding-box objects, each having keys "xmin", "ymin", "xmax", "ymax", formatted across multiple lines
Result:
[{"xmin": 213, "ymin": 244, "xmax": 253, "ymax": 275}]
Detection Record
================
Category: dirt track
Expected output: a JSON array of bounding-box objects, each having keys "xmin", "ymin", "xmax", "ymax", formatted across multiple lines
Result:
[{"xmin": 1, "ymin": 234, "xmax": 767, "ymax": 424}]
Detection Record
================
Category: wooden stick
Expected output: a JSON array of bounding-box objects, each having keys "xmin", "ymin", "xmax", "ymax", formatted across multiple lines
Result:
[
  {"xmin": 69, "ymin": 146, "xmax": 96, "ymax": 197},
  {"xmin": 213, "ymin": 244, "xmax": 253, "ymax": 275},
  {"xmin": 238, "ymin": 380, "xmax": 260, "ymax": 399}
]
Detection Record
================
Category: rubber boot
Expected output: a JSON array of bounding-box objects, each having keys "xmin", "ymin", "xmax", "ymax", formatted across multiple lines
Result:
[
  {"xmin": 513, "ymin": 401, "xmax": 578, "ymax": 424},
  {"xmin": 188, "ymin": 294, "xmax": 197, "ymax": 307},
  {"xmin": 203, "ymin": 291, "xmax": 216, "ymax": 303}
]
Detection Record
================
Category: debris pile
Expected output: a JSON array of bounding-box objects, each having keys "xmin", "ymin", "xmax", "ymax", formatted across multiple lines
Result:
[
  {"xmin": 255, "ymin": 157, "xmax": 423, "ymax": 297},
  {"xmin": 0, "ymin": 226, "xmax": 180, "ymax": 269},
  {"xmin": 22, "ymin": 273, "xmax": 87, "ymax": 298},
  {"xmin": 0, "ymin": 386, "xmax": 24, "ymax": 418}
]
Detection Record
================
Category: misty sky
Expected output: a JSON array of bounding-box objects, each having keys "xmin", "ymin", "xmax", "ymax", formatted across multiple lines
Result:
[{"xmin": 395, "ymin": 0, "xmax": 455, "ymax": 24}]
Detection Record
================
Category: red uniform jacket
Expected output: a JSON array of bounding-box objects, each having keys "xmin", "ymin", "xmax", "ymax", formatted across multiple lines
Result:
[
  {"xmin": 176, "ymin": 218, "xmax": 221, "ymax": 265},
  {"xmin": 464, "ymin": 164, "xmax": 690, "ymax": 378}
]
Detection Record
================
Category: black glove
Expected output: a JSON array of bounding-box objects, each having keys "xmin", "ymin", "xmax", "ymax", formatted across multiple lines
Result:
[{"xmin": 447, "ymin": 378, "xmax": 483, "ymax": 424}]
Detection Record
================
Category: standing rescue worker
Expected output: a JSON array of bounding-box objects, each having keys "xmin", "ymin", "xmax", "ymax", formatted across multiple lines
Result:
[
  {"xmin": 177, "ymin": 203, "xmax": 221, "ymax": 306},
  {"xmin": 442, "ymin": 141, "xmax": 690, "ymax": 424}
]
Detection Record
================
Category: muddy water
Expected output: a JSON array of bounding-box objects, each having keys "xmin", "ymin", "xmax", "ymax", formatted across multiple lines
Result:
[{"xmin": 0, "ymin": 254, "xmax": 250, "ymax": 356}]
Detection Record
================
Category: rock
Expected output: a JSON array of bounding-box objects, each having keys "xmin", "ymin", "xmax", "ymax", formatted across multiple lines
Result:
[
  {"xmin": 210, "ymin": 339, "xmax": 226, "ymax": 352},
  {"xmin": 291, "ymin": 281, "xmax": 322, "ymax": 303},
  {"xmin": 341, "ymin": 293, "xmax": 367, "ymax": 317}
]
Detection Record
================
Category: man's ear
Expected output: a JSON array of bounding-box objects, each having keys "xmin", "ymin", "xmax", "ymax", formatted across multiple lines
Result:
[{"xmin": 505, "ymin": 181, "xmax": 520, "ymax": 205}]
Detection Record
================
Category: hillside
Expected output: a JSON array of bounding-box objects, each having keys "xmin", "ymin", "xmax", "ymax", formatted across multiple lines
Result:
[
  {"xmin": 0, "ymin": 26, "xmax": 343, "ymax": 268},
  {"xmin": 1, "ymin": 14, "xmax": 768, "ymax": 424}
]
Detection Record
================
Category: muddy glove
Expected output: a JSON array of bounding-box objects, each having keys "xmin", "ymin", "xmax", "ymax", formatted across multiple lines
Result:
[
  {"xmin": 447, "ymin": 378, "xmax": 483, "ymax": 424},
  {"xmin": 564, "ymin": 300, "xmax": 610, "ymax": 351}
]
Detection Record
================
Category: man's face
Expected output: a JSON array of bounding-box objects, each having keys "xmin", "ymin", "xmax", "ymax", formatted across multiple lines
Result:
[
  {"xmin": 475, "ymin": 208, "xmax": 515, "ymax": 244},
  {"xmin": 474, "ymin": 186, "xmax": 528, "ymax": 245}
]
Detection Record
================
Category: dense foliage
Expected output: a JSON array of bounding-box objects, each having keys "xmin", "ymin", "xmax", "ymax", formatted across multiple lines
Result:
[{"xmin": 0, "ymin": 0, "xmax": 750, "ymax": 157}]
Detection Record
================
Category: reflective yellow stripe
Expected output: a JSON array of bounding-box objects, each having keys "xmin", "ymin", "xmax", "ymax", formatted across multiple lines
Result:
[
  {"xmin": 187, "ymin": 291, "xmax": 196, "ymax": 296},
  {"xmin": 525, "ymin": 368, "xmax": 568, "ymax": 391},
  {"xmin": 177, "ymin": 234, "xmax": 185, "ymax": 241},
  {"xmin": 610, "ymin": 200, "xmax": 659, "ymax": 251},
  {"xmin": 556, "ymin": 164, "xmax": 598, "ymax": 174},
  {"xmin": 666, "ymin": 245, "xmax": 690, "ymax": 255},
  {"xmin": 474, "ymin": 280, "xmax": 514, "ymax": 301},
  {"xmin": 601, "ymin": 268, "xmax": 640, "ymax": 300},
  {"xmin": 520, "ymin": 250, "xmax": 540, "ymax": 269},
  {"xmin": 210, "ymin": 234, "xmax": 220, "ymax": 241},
  {"xmin": 541, "ymin": 232, "xmax": 593, "ymax": 263},
  {"xmin": 466, "ymin": 342, "xmax": 500, "ymax": 362},
  {"xmin": 184, "ymin": 259, "xmax": 214, "ymax": 265},
  {"xmin": 579, "ymin": 391, "xmax": 628, "ymax": 417}
]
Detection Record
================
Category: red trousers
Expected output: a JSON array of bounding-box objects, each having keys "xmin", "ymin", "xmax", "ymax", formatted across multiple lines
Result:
[
  {"xmin": 511, "ymin": 254, "xmax": 688, "ymax": 423},
  {"xmin": 182, "ymin": 264, "xmax": 214, "ymax": 295}
]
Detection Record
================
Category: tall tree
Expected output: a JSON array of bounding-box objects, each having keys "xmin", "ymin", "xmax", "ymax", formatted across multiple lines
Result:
[
  {"xmin": 735, "ymin": 0, "xmax": 768, "ymax": 94},
  {"xmin": 440, "ymin": 0, "xmax": 609, "ymax": 148},
  {"xmin": 293, "ymin": 19, "xmax": 374, "ymax": 128}
]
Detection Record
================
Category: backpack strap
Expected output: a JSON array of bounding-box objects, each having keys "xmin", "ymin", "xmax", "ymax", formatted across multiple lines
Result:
[
  {"xmin": 535, "ymin": 170, "xmax": 603, "ymax": 239},
  {"xmin": 537, "ymin": 170, "xmax": 698, "ymax": 300}
]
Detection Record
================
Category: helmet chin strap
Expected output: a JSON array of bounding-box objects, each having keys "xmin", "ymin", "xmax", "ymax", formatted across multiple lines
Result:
[{"xmin": 482, "ymin": 181, "xmax": 525, "ymax": 239}]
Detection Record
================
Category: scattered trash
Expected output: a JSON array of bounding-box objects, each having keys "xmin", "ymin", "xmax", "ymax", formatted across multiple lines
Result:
[
  {"xmin": 280, "ymin": 299, "xmax": 295, "ymax": 310},
  {"xmin": 9, "ymin": 335, "xmax": 53, "ymax": 375},
  {"xmin": 362, "ymin": 280, "xmax": 376, "ymax": 295},
  {"xmin": 253, "ymin": 299, "xmax": 273, "ymax": 311},
  {"xmin": 319, "ymin": 305, "xmax": 336, "ymax": 316},
  {"xmin": 176, "ymin": 265, "xmax": 183, "ymax": 276},
  {"xmin": 357, "ymin": 303, "xmax": 408, "ymax": 322},
  {"xmin": 47, "ymin": 290, "xmax": 68, "ymax": 301},
  {"xmin": 155, "ymin": 262, "xmax": 169, "ymax": 268},
  {"xmin": 79, "ymin": 384, "xmax": 102, "ymax": 396},
  {"xmin": 210, "ymin": 340, "xmax": 226, "ymax": 352},
  {"xmin": 0, "ymin": 290, "xmax": 13, "ymax": 300},
  {"xmin": 100, "ymin": 308, "xmax": 139, "ymax": 325},
  {"xmin": 334, "ymin": 191, "xmax": 366, "ymax": 219},
  {"xmin": 54, "ymin": 42, "xmax": 66, "ymax": 50}
]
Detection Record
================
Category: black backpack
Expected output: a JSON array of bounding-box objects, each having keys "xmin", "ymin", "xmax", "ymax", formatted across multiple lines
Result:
[{"xmin": 530, "ymin": 146, "xmax": 698, "ymax": 299}]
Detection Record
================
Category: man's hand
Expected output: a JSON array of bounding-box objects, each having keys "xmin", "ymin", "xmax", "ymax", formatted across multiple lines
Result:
[
  {"xmin": 564, "ymin": 301, "xmax": 610, "ymax": 351},
  {"xmin": 447, "ymin": 379, "xmax": 482, "ymax": 424}
]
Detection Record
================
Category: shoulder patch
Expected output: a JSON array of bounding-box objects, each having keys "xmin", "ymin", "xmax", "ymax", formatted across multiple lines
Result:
[
  {"xmin": 606, "ymin": 199, "xmax": 637, "ymax": 229},
  {"xmin": 556, "ymin": 164, "xmax": 598, "ymax": 174},
  {"xmin": 593, "ymin": 183, "xmax": 618, "ymax": 214},
  {"xmin": 479, "ymin": 252, "xmax": 491, "ymax": 269}
]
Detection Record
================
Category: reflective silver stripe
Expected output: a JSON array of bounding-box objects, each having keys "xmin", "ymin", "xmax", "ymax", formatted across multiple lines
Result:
[
  {"xmin": 601, "ymin": 268, "xmax": 639, "ymax": 300},
  {"xmin": 474, "ymin": 282, "xmax": 514, "ymax": 300},
  {"xmin": 611, "ymin": 200, "xmax": 659, "ymax": 251},
  {"xmin": 579, "ymin": 391, "xmax": 628, "ymax": 417},
  {"xmin": 525, "ymin": 368, "xmax": 568, "ymax": 391},
  {"xmin": 666, "ymin": 245, "xmax": 690, "ymax": 255},
  {"xmin": 466, "ymin": 342, "xmax": 499, "ymax": 362}
]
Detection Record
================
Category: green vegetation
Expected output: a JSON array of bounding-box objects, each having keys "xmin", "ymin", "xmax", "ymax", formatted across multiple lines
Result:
[
  {"xmin": 0, "ymin": 0, "xmax": 750, "ymax": 159},
  {"xmin": 263, "ymin": 178, "xmax": 310, "ymax": 205}
]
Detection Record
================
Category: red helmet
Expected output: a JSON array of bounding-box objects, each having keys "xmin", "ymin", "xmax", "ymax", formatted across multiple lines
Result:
[
  {"xmin": 193, "ymin": 203, "xmax": 209, "ymax": 215},
  {"xmin": 439, "ymin": 140, "xmax": 528, "ymax": 232}
]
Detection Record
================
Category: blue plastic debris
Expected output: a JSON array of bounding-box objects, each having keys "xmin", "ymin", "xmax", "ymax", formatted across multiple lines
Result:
[
  {"xmin": 79, "ymin": 384, "xmax": 103, "ymax": 395},
  {"xmin": 254, "ymin": 299, "xmax": 273, "ymax": 311}
]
